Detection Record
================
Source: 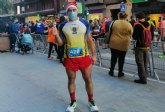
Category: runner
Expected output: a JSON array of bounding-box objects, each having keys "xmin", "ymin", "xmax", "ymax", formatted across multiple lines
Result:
[{"xmin": 53, "ymin": 2, "xmax": 99, "ymax": 112}]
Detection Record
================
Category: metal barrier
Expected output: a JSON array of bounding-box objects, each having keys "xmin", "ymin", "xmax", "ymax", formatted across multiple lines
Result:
[
  {"xmin": 31, "ymin": 34, "xmax": 45, "ymax": 53},
  {"xmin": 30, "ymin": 34, "xmax": 57, "ymax": 56},
  {"xmin": 93, "ymin": 35, "xmax": 153, "ymax": 78},
  {"xmin": 150, "ymin": 41, "xmax": 165, "ymax": 81},
  {"xmin": 41, "ymin": 35, "xmax": 49, "ymax": 54}
]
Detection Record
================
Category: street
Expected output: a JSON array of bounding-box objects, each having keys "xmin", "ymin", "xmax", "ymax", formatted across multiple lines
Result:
[{"xmin": 0, "ymin": 52, "xmax": 165, "ymax": 112}]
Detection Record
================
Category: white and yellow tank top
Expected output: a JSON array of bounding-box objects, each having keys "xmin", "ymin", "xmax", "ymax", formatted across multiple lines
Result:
[{"xmin": 61, "ymin": 18, "xmax": 91, "ymax": 58}]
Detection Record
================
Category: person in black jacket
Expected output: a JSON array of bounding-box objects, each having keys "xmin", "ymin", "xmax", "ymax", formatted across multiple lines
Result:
[
  {"xmin": 57, "ymin": 16, "xmax": 66, "ymax": 63},
  {"xmin": 132, "ymin": 12, "xmax": 151, "ymax": 84}
]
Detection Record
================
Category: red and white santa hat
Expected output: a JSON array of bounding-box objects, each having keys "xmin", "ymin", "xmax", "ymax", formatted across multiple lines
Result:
[{"xmin": 66, "ymin": 2, "xmax": 78, "ymax": 12}]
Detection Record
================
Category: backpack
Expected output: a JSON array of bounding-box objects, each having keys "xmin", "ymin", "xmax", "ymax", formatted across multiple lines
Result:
[{"xmin": 139, "ymin": 23, "xmax": 152, "ymax": 47}]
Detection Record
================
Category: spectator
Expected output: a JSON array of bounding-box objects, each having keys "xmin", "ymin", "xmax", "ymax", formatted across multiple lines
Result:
[
  {"xmin": 35, "ymin": 19, "xmax": 44, "ymax": 49},
  {"xmin": 19, "ymin": 23, "xmax": 24, "ymax": 34},
  {"xmin": 53, "ymin": 2, "xmax": 99, "ymax": 112},
  {"xmin": 146, "ymin": 16, "xmax": 155, "ymax": 40},
  {"xmin": 93, "ymin": 18, "xmax": 99, "ymax": 29},
  {"xmin": 129, "ymin": 16, "xmax": 135, "ymax": 27},
  {"xmin": 35, "ymin": 19, "xmax": 44, "ymax": 35},
  {"xmin": 24, "ymin": 23, "xmax": 31, "ymax": 34},
  {"xmin": 47, "ymin": 22, "xmax": 58, "ymax": 60},
  {"xmin": 133, "ymin": 12, "xmax": 151, "ymax": 84},
  {"xmin": 57, "ymin": 16, "xmax": 67, "ymax": 63},
  {"xmin": 160, "ymin": 17, "xmax": 165, "ymax": 58},
  {"xmin": 9, "ymin": 18, "xmax": 20, "ymax": 52},
  {"xmin": 28, "ymin": 21, "xmax": 32, "ymax": 28},
  {"xmin": 108, "ymin": 12, "xmax": 133, "ymax": 77},
  {"xmin": 30, "ymin": 21, "xmax": 36, "ymax": 34},
  {"xmin": 43, "ymin": 21, "xmax": 48, "ymax": 35},
  {"xmin": 89, "ymin": 20, "xmax": 94, "ymax": 31}
]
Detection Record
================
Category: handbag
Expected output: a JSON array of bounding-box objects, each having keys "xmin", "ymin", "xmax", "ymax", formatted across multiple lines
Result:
[{"xmin": 104, "ymin": 21, "xmax": 115, "ymax": 44}]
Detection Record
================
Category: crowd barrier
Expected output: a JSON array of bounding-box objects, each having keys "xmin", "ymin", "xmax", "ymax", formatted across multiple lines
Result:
[
  {"xmin": 30, "ymin": 34, "xmax": 57, "ymax": 56},
  {"xmin": 30, "ymin": 34, "xmax": 164, "ymax": 81},
  {"xmin": 150, "ymin": 41, "xmax": 165, "ymax": 81},
  {"xmin": 93, "ymin": 35, "xmax": 165, "ymax": 81}
]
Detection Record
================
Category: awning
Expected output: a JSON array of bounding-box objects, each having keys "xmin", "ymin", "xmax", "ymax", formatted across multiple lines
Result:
[{"xmin": 0, "ymin": 14, "xmax": 14, "ymax": 18}]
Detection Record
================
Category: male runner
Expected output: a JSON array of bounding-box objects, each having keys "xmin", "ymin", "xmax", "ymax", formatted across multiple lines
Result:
[{"xmin": 53, "ymin": 2, "xmax": 99, "ymax": 112}]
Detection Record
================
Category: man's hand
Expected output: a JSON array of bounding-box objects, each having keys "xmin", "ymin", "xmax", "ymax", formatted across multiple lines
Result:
[
  {"xmin": 52, "ymin": 26, "xmax": 58, "ymax": 35},
  {"xmin": 91, "ymin": 55, "xmax": 97, "ymax": 65}
]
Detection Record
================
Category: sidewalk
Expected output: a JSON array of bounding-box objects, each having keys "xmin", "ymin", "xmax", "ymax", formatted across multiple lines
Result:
[{"xmin": 0, "ymin": 53, "xmax": 165, "ymax": 112}]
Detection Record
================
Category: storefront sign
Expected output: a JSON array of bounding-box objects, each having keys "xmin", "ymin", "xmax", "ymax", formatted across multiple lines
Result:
[
  {"xmin": 77, "ymin": 2, "xmax": 83, "ymax": 13},
  {"xmin": 120, "ymin": 2, "xmax": 126, "ymax": 12}
]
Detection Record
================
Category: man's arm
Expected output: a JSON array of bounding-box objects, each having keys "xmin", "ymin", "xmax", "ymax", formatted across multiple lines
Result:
[
  {"xmin": 52, "ymin": 26, "xmax": 64, "ymax": 46},
  {"xmin": 87, "ymin": 34, "xmax": 96, "ymax": 64}
]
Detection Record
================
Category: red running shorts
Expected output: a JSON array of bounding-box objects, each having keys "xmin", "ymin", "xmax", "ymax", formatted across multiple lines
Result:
[{"xmin": 63, "ymin": 56, "xmax": 92, "ymax": 72}]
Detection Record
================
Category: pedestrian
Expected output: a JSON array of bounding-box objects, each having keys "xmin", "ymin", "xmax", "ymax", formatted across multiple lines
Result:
[
  {"xmin": 30, "ymin": 21, "xmax": 36, "ymax": 34},
  {"xmin": 47, "ymin": 22, "xmax": 58, "ymax": 60},
  {"xmin": 24, "ymin": 23, "xmax": 31, "ymax": 34},
  {"xmin": 52, "ymin": 2, "xmax": 99, "ymax": 112},
  {"xmin": 9, "ymin": 18, "xmax": 20, "ymax": 52},
  {"xmin": 133, "ymin": 12, "xmax": 152, "ymax": 84},
  {"xmin": 35, "ymin": 19, "xmax": 44, "ymax": 49},
  {"xmin": 108, "ymin": 12, "xmax": 133, "ymax": 77},
  {"xmin": 57, "ymin": 16, "xmax": 67, "ymax": 63},
  {"xmin": 159, "ymin": 17, "xmax": 165, "ymax": 58},
  {"xmin": 129, "ymin": 16, "xmax": 135, "ymax": 27},
  {"xmin": 43, "ymin": 21, "xmax": 48, "ymax": 35},
  {"xmin": 35, "ymin": 19, "xmax": 44, "ymax": 35},
  {"xmin": 146, "ymin": 16, "xmax": 155, "ymax": 40},
  {"xmin": 89, "ymin": 19, "xmax": 94, "ymax": 31}
]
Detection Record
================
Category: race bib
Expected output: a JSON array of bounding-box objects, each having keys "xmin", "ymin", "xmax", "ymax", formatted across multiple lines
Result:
[{"xmin": 69, "ymin": 47, "xmax": 83, "ymax": 57}]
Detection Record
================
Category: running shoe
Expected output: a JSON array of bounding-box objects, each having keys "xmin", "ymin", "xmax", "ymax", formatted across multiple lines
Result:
[
  {"xmin": 88, "ymin": 100, "xmax": 99, "ymax": 112},
  {"xmin": 66, "ymin": 100, "xmax": 77, "ymax": 112}
]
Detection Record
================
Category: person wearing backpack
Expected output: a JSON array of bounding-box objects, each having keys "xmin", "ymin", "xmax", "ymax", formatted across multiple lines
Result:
[
  {"xmin": 57, "ymin": 16, "xmax": 67, "ymax": 63},
  {"xmin": 159, "ymin": 17, "xmax": 165, "ymax": 58},
  {"xmin": 133, "ymin": 12, "xmax": 152, "ymax": 84}
]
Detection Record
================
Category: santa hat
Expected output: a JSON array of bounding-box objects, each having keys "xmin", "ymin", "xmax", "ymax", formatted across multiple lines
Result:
[{"xmin": 66, "ymin": 2, "xmax": 78, "ymax": 12}]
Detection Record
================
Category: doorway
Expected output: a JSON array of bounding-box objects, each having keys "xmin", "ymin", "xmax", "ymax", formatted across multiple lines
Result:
[{"xmin": 111, "ymin": 9, "xmax": 120, "ymax": 20}]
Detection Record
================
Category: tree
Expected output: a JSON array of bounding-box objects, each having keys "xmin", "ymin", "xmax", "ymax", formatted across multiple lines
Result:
[{"xmin": 0, "ymin": 0, "xmax": 13, "ymax": 15}]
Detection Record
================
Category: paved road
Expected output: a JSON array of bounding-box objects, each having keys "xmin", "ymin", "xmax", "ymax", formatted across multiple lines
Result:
[{"xmin": 0, "ymin": 52, "xmax": 165, "ymax": 112}]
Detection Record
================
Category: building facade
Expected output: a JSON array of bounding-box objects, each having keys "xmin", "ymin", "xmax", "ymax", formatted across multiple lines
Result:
[
  {"xmin": 12, "ymin": 0, "xmax": 66, "ymax": 23},
  {"xmin": 85, "ymin": 0, "xmax": 132, "ymax": 21},
  {"xmin": 132, "ymin": 0, "xmax": 165, "ymax": 28}
]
